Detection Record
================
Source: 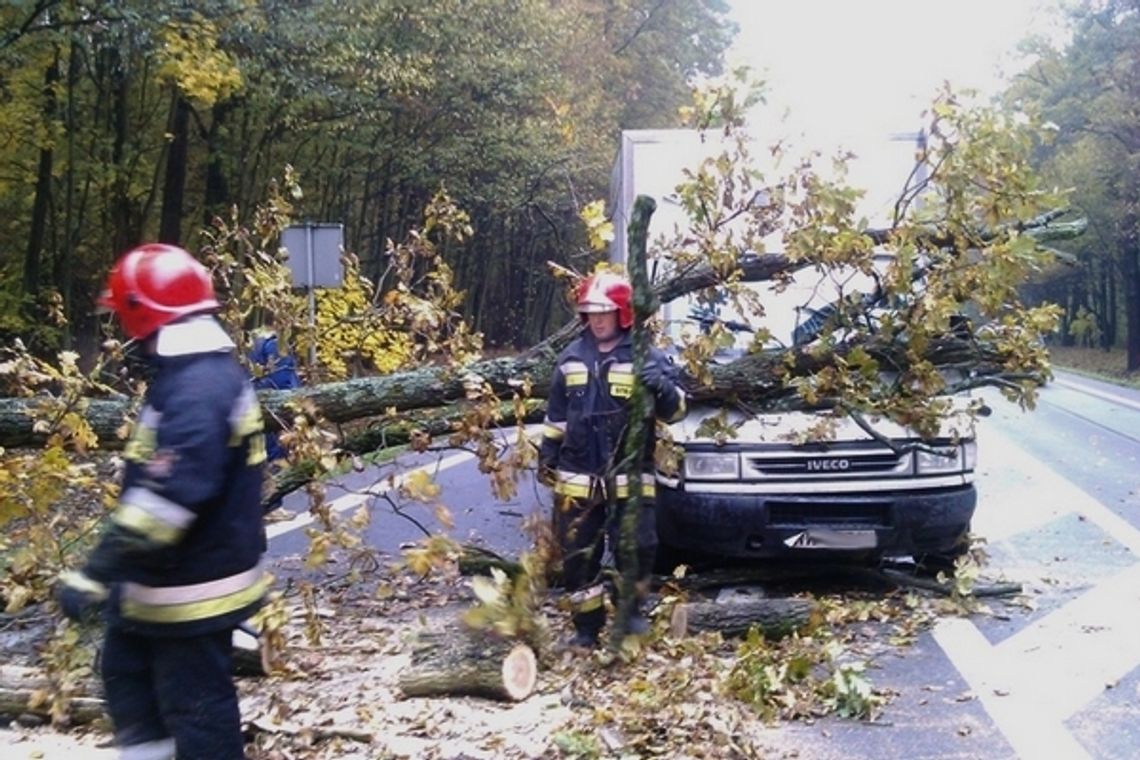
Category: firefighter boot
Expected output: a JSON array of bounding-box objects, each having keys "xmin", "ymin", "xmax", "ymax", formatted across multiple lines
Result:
[
  {"xmin": 566, "ymin": 607, "xmax": 604, "ymax": 650},
  {"xmin": 626, "ymin": 576, "xmax": 654, "ymax": 636}
]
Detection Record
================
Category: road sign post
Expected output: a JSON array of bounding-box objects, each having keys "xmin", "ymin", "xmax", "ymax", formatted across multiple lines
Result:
[{"xmin": 281, "ymin": 223, "xmax": 344, "ymax": 365}]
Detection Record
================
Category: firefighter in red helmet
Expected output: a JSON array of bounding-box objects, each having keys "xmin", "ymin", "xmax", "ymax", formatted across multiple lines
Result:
[
  {"xmin": 539, "ymin": 271, "xmax": 685, "ymax": 648},
  {"xmin": 56, "ymin": 243, "xmax": 269, "ymax": 759}
]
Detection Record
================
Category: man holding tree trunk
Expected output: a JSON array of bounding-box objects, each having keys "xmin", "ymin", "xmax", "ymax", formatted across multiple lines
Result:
[{"xmin": 539, "ymin": 270, "xmax": 685, "ymax": 649}]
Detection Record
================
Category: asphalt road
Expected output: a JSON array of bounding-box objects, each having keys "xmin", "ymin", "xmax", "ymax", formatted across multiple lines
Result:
[
  {"xmin": 265, "ymin": 432, "xmax": 550, "ymax": 561},
  {"xmin": 766, "ymin": 371, "xmax": 1140, "ymax": 760},
  {"xmin": 264, "ymin": 370, "xmax": 1140, "ymax": 760}
]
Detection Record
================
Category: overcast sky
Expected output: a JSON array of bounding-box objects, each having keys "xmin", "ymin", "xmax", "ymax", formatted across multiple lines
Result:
[{"xmin": 726, "ymin": 0, "xmax": 1068, "ymax": 150}]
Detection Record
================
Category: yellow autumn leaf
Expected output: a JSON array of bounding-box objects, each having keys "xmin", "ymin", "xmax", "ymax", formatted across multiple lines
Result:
[
  {"xmin": 403, "ymin": 547, "xmax": 433, "ymax": 576},
  {"xmin": 433, "ymin": 503, "xmax": 454, "ymax": 530},
  {"xmin": 579, "ymin": 199, "xmax": 614, "ymax": 251},
  {"xmin": 469, "ymin": 574, "xmax": 503, "ymax": 606},
  {"xmin": 400, "ymin": 470, "xmax": 440, "ymax": 502}
]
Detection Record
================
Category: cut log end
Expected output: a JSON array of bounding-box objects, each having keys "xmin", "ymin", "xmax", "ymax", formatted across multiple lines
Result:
[
  {"xmin": 397, "ymin": 630, "xmax": 538, "ymax": 702},
  {"xmin": 668, "ymin": 603, "xmax": 689, "ymax": 641},
  {"xmin": 499, "ymin": 643, "xmax": 538, "ymax": 701}
]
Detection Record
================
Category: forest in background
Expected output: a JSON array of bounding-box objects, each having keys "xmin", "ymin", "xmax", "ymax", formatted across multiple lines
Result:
[
  {"xmin": 0, "ymin": 0, "xmax": 735, "ymax": 355},
  {"xmin": 1009, "ymin": 0, "xmax": 1140, "ymax": 370},
  {"xmin": 3, "ymin": 0, "xmax": 1140, "ymax": 371}
]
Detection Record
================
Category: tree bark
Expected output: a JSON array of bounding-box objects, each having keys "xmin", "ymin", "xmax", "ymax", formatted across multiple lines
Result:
[
  {"xmin": 23, "ymin": 48, "xmax": 60, "ymax": 305},
  {"xmin": 203, "ymin": 98, "xmax": 235, "ymax": 226},
  {"xmin": 159, "ymin": 93, "xmax": 191, "ymax": 244},
  {"xmin": 0, "ymin": 325, "xmax": 1026, "ymax": 451},
  {"xmin": 612, "ymin": 194, "xmax": 657, "ymax": 648},
  {"xmin": 397, "ymin": 628, "xmax": 537, "ymax": 702},
  {"xmin": 1122, "ymin": 201, "xmax": 1140, "ymax": 371}
]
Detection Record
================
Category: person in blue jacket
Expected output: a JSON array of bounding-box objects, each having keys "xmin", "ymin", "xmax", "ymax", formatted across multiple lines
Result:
[
  {"xmin": 249, "ymin": 315, "xmax": 301, "ymax": 463},
  {"xmin": 56, "ymin": 243, "xmax": 270, "ymax": 760},
  {"xmin": 538, "ymin": 271, "xmax": 686, "ymax": 649}
]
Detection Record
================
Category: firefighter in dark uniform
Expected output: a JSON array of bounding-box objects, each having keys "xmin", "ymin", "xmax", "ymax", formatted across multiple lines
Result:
[
  {"xmin": 539, "ymin": 271, "xmax": 685, "ymax": 648},
  {"xmin": 56, "ymin": 243, "xmax": 270, "ymax": 760}
]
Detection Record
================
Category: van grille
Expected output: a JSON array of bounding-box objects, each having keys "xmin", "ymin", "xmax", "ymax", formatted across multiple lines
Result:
[{"xmin": 743, "ymin": 450, "xmax": 906, "ymax": 478}]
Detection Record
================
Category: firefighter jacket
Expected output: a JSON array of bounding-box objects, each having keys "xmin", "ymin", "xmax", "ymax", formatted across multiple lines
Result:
[
  {"xmin": 75, "ymin": 316, "xmax": 270, "ymax": 636},
  {"xmin": 539, "ymin": 329, "xmax": 685, "ymax": 500}
]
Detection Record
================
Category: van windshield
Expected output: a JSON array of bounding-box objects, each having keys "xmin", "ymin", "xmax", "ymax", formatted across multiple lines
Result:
[{"xmin": 662, "ymin": 262, "xmax": 885, "ymax": 358}]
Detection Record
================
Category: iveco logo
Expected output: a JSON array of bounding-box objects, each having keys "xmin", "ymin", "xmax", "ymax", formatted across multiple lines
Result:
[{"xmin": 807, "ymin": 458, "xmax": 850, "ymax": 471}]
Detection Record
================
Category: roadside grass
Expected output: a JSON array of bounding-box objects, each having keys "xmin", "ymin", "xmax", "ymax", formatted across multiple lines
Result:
[{"xmin": 1048, "ymin": 345, "xmax": 1140, "ymax": 389}]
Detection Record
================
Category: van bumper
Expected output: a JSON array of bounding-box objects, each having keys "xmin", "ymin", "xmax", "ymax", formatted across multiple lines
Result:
[{"xmin": 655, "ymin": 484, "xmax": 977, "ymax": 559}]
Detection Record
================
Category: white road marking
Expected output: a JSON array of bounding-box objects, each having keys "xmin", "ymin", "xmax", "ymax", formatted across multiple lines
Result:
[
  {"xmin": 993, "ymin": 562, "xmax": 1140, "ymax": 719},
  {"xmin": 973, "ymin": 424, "xmax": 1140, "ymax": 554},
  {"xmin": 971, "ymin": 424, "xmax": 1076, "ymax": 542},
  {"xmin": 265, "ymin": 451, "xmax": 473, "ymax": 540},
  {"xmin": 1052, "ymin": 376, "xmax": 1140, "ymax": 414},
  {"xmin": 265, "ymin": 423, "xmax": 545, "ymax": 541},
  {"xmin": 935, "ymin": 423, "xmax": 1140, "ymax": 758},
  {"xmin": 933, "ymin": 618, "xmax": 1094, "ymax": 760}
]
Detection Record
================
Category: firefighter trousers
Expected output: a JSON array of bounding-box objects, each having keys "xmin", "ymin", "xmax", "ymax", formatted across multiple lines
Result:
[
  {"xmin": 554, "ymin": 492, "xmax": 657, "ymax": 633},
  {"xmin": 101, "ymin": 626, "xmax": 244, "ymax": 760}
]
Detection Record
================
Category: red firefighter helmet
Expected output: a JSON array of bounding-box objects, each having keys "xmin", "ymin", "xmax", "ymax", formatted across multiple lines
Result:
[
  {"xmin": 576, "ymin": 271, "xmax": 633, "ymax": 329},
  {"xmin": 98, "ymin": 243, "xmax": 219, "ymax": 340}
]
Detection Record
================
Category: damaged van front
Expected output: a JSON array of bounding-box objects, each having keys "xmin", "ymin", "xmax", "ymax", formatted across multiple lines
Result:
[{"xmin": 654, "ymin": 406, "xmax": 977, "ymax": 562}]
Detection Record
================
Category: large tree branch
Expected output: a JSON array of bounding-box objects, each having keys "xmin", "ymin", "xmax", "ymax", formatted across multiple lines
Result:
[
  {"xmin": 0, "ymin": 330, "xmax": 1037, "ymax": 450},
  {"xmin": 0, "ymin": 213, "xmax": 1066, "ymax": 450}
]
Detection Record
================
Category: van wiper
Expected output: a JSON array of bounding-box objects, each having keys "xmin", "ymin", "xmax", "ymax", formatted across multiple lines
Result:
[{"xmin": 687, "ymin": 307, "xmax": 752, "ymax": 334}]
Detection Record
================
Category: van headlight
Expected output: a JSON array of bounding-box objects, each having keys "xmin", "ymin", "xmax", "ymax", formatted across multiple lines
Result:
[
  {"xmin": 915, "ymin": 445, "xmax": 965, "ymax": 474},
  {"xmin": 683, "ymin": 451, "xmax": 740, "ymax": 480},
  {"xmin": 961, "ymin": 440, "xmax": 977, "ymax": 472}
]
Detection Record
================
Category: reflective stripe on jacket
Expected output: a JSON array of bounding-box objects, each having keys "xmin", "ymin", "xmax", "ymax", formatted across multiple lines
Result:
[
  {"xmin": 539, "ymin": 329, "xmax": 683, "ymax": 491},
  {"xmin": 88, "ymin": 319, "xmax": 269, "ymax": 636}
]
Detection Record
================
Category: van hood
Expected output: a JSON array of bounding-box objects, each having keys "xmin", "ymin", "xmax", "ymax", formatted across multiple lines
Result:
[{"xmin": 668, "ymin": 403, "xmax": 977, "ymax": 446}]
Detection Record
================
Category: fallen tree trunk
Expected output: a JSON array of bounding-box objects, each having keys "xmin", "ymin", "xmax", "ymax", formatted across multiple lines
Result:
[
  {"xmin": 398, "ymin": 628, "xmax": 537, "ymax": 702},
  {"xmin": 0, "ymin": 332, "xmax": 1028, "ymax": 451},
  {"xmin": 0, "ymin": 666, "xmax": 104, "ymax": 726},
  {"xmin": 668, "ymin": 597, "xmax": 815, "ymax": 639},
  {"xmin": 0, "ymin": 205, "xmax": 1077, "ymax": 452}
]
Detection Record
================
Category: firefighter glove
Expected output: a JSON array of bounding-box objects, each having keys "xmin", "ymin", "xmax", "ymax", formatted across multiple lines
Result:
[
  {"xmin": 639, "ymin": 361, "xmax": 675, "ymax": 396},
  {"xmin": 55, "ymin": 570, "xmax": 108, "ymax": 623}
]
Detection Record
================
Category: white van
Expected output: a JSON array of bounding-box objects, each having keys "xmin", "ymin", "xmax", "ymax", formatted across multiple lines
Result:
[{"xmin": 610, "ymin": 129, "xmax": 976, "ymax": 563}]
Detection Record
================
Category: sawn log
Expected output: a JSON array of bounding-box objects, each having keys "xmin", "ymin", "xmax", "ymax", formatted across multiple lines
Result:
[
  {"xmin": 398, "ymin": 628, "xmax": 537, "ymax": 702},
  {"xmin": 0, "ymin": 665, "xmax": 104, "ymax": 726},
  {"xmin": 669, "ymin": 597, "xmax": 815, "ymax": 640}
]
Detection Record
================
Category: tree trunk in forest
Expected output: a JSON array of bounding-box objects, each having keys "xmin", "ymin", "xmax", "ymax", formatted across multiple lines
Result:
[
  {"xmin": 23, "ymin": 49, "xmax": 60, "ymax": 306},
  {"xmin": 204, "ymin": 99, "xmax": 235, "ymax": 226},
  {"xmin": 1106, "ymin": 261, "xmax": 1118, "ymax": 348},
  {"xmin": 668, "ymin": 597, "xmax": 815, "ymax": 639},
  {"xmin": 1122, "ymin": 197, "xmax": 1140, "ymax": 371},
  {"xmin": 397, "ymin": 628, "xmax": 537, "ymax": 701},
  {"xmin": 159, "ymin": 93, "xmax": 191, "ymax": 244},
  {"xmin": 59, "ymin": 37, "xmax": 81, "ymax": 350},
  {"xmin": 108, "ymin": 47, "xmax": 134, "ymax": 255}
]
